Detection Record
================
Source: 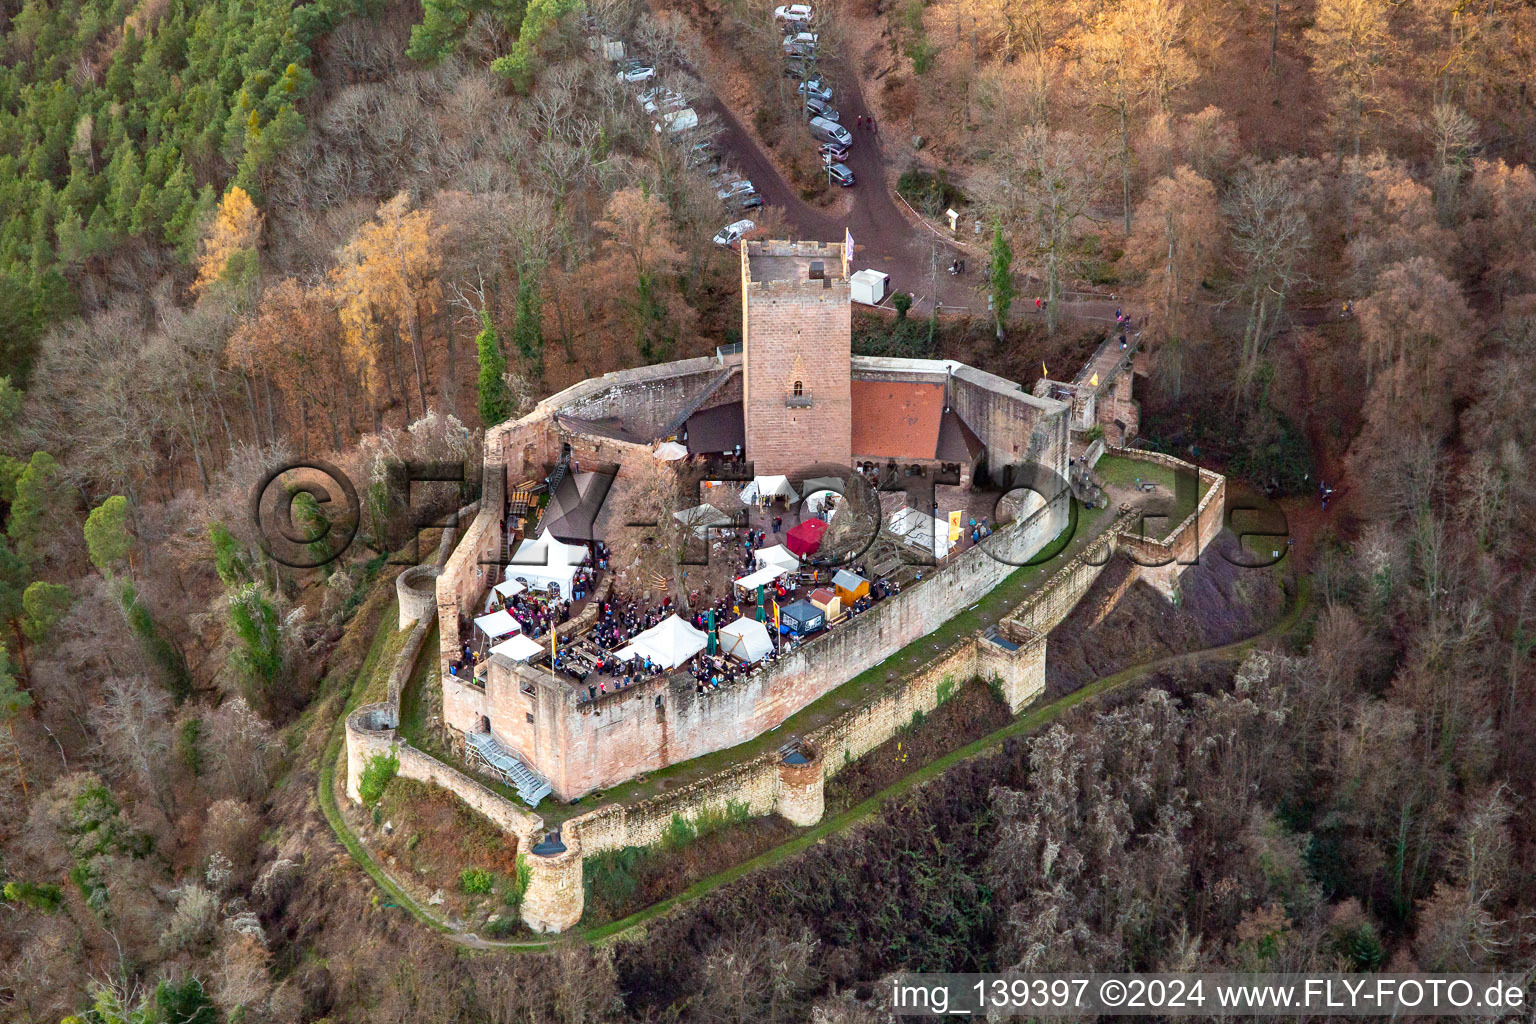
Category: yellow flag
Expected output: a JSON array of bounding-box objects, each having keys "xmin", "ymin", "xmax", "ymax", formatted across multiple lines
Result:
[
  {"xmin": 948, "ymin": 509, "xmax": 963, "ymax": 542},
  {"xmin": 1089, "ymin": 372, "xmax": 1099, "ymax": 387}
]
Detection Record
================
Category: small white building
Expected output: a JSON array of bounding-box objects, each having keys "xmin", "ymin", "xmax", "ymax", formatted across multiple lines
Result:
[{"xmin": 850, "ymin": 268, "xmax": 889, "ymax": 306}]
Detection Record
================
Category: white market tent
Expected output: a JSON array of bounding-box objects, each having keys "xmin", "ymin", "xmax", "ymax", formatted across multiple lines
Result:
[
  {"xmin": 734, "ymin": 563, "xmax": 790, "ymax": 592},
  {"xmin": 755, "ymin": 544, "xmax": 800, "ymax": 572},
  {"xmin": 719, "ymin": 616, "xmax": 773, "ymax": 663},
  {"xmin": 888, "ymin": 506, "xmax": 955, "ymax": 559},
  {"xmin": 653, "ymin": 441, "xmax": 689, "ymax": 461},
  {"xmin": 493, "ymin": 578, "xmax": 527, "ymax": 600},
  {"xmin": 507, "ymin": 530, "xmax": 588, "ymax": 593},
  {"xmin": 740, "ymin": 475, "xmax": 799, "ymax": 504},
  {"xmin": 491, "ymin": 633, "xmax": 545, "ymax": 662},
  {"xmin": 474, "ymin": 609, "xmax": 521, "ymax": 640},
  {"xmin": 673, "ymin": 503, "xmax": 732, "ymax": 536},
  {"xmin": 614, "ymin": 614, "xmax": 709, "ymax": 670}
]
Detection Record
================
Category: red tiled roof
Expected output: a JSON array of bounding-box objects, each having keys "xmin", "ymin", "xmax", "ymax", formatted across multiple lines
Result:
[{"xmin": 850, "ymin": 380, "xmax": 946, "ymax": 460}]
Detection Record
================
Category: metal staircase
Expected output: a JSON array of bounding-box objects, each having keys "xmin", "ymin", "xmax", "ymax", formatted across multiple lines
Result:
[{"xmin": 466, "ymin": 731, "xmax": 553, "ymax": 807}]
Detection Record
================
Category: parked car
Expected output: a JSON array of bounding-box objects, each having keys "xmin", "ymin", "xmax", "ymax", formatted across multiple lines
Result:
[
  {"xmin": 797, "ymin": 78, "xmax": 833, "ymax": 102},
  {"xmin": 808, "ymin": 115, "xmax": 852, "ymax": 147},
  {"xmin": 827, "ymin": 161, "xmax": 855, "ymax": 186},
  {"xmin": 804, "ymin": 96, "xmax": 839, "ymax": 121},
  {"xmin": 783, "ymin": 60, "xmax": 814, "ymax": 80},
  {"xmin": 687, "ymin": 141, "xmax": 720, "ymax": 167},
  {"xmin": 616, "ymin": 63, "xmax": 656, "ymax": 83},
  {"xmin": 641, "ymin": 89, "xmax": 687, "ymax": 115},
  {"xmin": 716, "ymin": 179, "xmax": 755, "ymax": 199},
  {"xmin": 773, "ymin": 4, "xmax": 813, "ymax": 21},
  {"xmin": 713, "ymin": 219, "xmax": 755, "ymax": 246},
  {"xmin": 735, "ymin": 191, "xmax": 764, "ymax": 210},
  {"xmin": 654, "ymin": 107, "xmax": 699, "ymax": 132},
  {"xmin": 782, "ymin": 31, "xmax": 818, "ymax": 55},
  {"xmin": 817, "ymin": 141, "xmax": 850, "ymax": 162}
]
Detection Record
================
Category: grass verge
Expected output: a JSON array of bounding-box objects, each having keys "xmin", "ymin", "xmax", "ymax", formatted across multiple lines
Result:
[{"xmin": 315, "ymin": 594, "xmax": 451, "ymax": 934}]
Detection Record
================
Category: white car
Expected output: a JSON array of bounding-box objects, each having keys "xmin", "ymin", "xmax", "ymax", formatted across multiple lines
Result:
[
  {"xmin": 774, "ymin": 4, "xmax": 812, "ymax": 21},
  {"xmin": 640, "ymin": 88, "xmax": 687, "ymax": 115},
  {"xmin": 716, "ymin": 179, "xmax": 755, "ymax": 199},
  {"xmin": 654, "ymin": 107, "xmax": 699, "ymax": 133},
  {"xmin": 616, "ymin": 64, "xmax": 657, "ymax": 83},
  {"xmin": 782, "ymin": 31, "xmax": 818, "ymax": 54},
  {"xmin": 713, "ymin": 219, "xmax": 755, "ymax": 246}
]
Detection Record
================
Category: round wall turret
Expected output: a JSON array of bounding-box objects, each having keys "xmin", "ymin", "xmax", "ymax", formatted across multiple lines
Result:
[
  {"xmin": 774, "ymin": 743, "xmax": 825, "ymax": 827},
  {"xmin": 520, "ymin": 830, "xmax": 584, "ymax": 933},
  {"xmin": 344, "ymin": 703, "xmax": 399, "ymax": 803},
  {"xmin": 397, "ymin": 564, "xmax": 441, "ymax": 630}
]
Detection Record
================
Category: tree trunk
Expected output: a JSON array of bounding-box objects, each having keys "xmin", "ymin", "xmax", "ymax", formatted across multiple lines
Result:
[
  {"xmin": 1046, "ymin": 258, "xmax": 1060, "ymax": 335},
  {"xmin": 241, "ymin": 371, "xmax": 263, "ymax": 445},
  {"xmin": 262, "ymin": 375, "xmax": 277, "ymax": 442},
  {"xmin": 1165, "ymin": 235, "xmax": 1176, "ymax": 337},
  {"xmin": 443, "ymin": 306, "xmax": 458, "ymax": 416},
  {"xmin": 6, "ymin": 720, "xmax": 26, "ymax": 800},
  {"xmin": 1269, "ymin": 0, "xmax": 1280, "ymax": 73},
  {"xmin": 9, "ymin": 619, "xmax": 30, "ymax": 685},
  {"xmin": 1120, "ymin": 102, "xmax": 1132, "ymax": 236},
  {"xmin": 409, "ymin": 301, "xmax": 430, "ymax": 414}
]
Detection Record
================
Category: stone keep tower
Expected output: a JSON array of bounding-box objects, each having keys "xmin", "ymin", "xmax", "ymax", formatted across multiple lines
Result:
[{"xmin": 741, "ymin": 239, "xmax": 853, "ymax": 476}]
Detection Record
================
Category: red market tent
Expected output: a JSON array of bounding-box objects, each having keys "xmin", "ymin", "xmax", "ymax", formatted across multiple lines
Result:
[{"xmin": 785, "ymin": 518, "xmax": 827, "ymax": 557}]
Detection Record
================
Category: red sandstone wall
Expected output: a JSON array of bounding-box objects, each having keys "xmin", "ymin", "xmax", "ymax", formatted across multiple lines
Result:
[
  {"xmin": 742, "ymin": 246, "xmax": 853, "ymax": 476},
  {"xmin": 520, "ymin": 490, "xmax": 1071, "ymax": 798}
]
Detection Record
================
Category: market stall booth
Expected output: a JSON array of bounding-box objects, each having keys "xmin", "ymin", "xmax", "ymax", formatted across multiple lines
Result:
[
  {"xmin": 785, "ymin": 517, "xmax": 827, "ymax": 557},
  {"xmin": 615, "ymin": 614, "xmax": 709, "ymax": 670},
  {"xmin": 809, "ymin": 587, "xmax": 843, "ymax": 623},
  {"xmin": 718, "ymin": 616, "xmax": 773, "ymax": 663},
  {"xmin": 777, "ymin": 598, "xmax": 825, "ymax": 636},
  {"xmin": 832, "ymin": 568, "xmax": 869, "ymax": 604},
  {"xmin": 754, "ymin": 544, "xmax": 800, "ymax": 573}
]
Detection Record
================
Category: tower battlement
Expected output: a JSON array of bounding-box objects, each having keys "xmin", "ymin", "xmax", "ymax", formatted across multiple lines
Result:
[{"xmin": 740, "ymin": 238, "xmax": 853, "ymax": 475}]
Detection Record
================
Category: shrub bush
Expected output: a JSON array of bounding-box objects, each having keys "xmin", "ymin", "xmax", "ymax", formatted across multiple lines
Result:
[
  {"xmin": 460, "ymin": 867, "xmax": 495, "ymax": 894},
  {"xmin": 358, "ymin": 751, "xmax": 399, "ymax": 807},
  {"xmin": 483, "ymin": 915, "xmax": 522, "ymax": 937},
  {"xmin": 3, "ymin": 881, "xmax": 64, "ymax": 912},
  {"xmin": 897, "ymin": 168, "xmax": 965, "ymax": 215}
]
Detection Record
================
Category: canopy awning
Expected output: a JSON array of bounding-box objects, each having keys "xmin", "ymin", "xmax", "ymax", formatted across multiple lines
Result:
[
  {"xmin": 785, "ymin": 518, "xmax": 827, "ymax": 556},
  {"xmin": 491, "ymin": 633, "xmax": 545, "ymax": 662},
  {"xmin": 673, "ymin": 503, "xmax": 731, "ymax": 536},
  {"xmin": 755, "ymin": 544, "xmax": 800, "ymax": 572},
  {"xmin": 718, "ymin": 616, "xmax": 773, "ymax": 663},
  {"xmin": 493, "ymin": 578, "xmax": 527, "ymax": 600},
  {"xmin": 653, "ymin": 440, "xmax": 689, "ymax": 461},
  {"xmin": 474, "ymin": 609, "xmax": 521, "ymax": 639},
  {"xmin": 740, "ymin": 475, "xmax": 798, "ymax": 504},
  {"xmin": 734, "ymin": 564, "xmax": 790, "ymax": 592}
]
